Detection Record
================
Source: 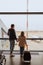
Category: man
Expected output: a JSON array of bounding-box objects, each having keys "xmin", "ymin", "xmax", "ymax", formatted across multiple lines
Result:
[{"xmin": 8, "ymin": 24, "xmax": 17, "ymax": 57}]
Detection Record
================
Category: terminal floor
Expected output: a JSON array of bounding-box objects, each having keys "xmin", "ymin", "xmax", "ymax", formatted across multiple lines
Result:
[{"xmin": 4, "ymin": 53, "xmax": 43, "ymax": 65}]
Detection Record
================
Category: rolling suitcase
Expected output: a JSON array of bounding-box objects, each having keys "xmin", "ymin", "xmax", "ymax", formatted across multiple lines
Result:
[{"xmin": 22, "ymin": 45, "xmax": 31, "ymax": 63}]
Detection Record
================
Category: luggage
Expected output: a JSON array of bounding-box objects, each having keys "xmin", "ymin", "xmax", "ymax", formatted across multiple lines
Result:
[
  {"xmin": 22, "ymin": 45, "xmax": 31, "ymax": 62},
  {"xmin": 23, "ymin": 51, "xmax": 31, "ymax": 62}
]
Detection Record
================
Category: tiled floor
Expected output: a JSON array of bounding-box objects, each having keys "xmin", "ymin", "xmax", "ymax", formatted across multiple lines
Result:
[{"xmin": 4, "ymin": 54, "xmax": 43, "ymax": 65}]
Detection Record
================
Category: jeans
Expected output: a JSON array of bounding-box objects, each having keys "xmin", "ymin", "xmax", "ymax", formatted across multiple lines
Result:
[
  {"xmin": 20, "ymin": 47, "xmax": 24, "ymax": 55},
  {"xmin": 10, "ymin": 40, "xmax": 15, "ymax": 54}
]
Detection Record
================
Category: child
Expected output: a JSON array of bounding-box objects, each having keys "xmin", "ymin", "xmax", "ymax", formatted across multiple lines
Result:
[{"xmin": 18, "ymin": 31, "xmax": 27, "ymax": 57}]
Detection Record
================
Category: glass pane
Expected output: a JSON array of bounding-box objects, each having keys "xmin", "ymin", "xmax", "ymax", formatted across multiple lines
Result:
[
  {"xmin": 0, "ymin": 0, "xmax": 27, "ymax": 12},
  {"xmin": 0, "ymin": 15, "xmax": 26, "ymax": 50},
  {"xmin": 0, "ymin": 40, "xmax": 10, "ymax": 50},
  {"xmin": 0, "ymin": 40, "xmax": 19, "ymax": 50},
  {"xmin": 28, "ymin": 15, "xmax": 43, "ymax": 31},
  {"xmin": 0, "ymin": 15, "xmax": 26, "ymax": 31},
  {"xmin": 0, "ymin": 15, "xmax": 43, "ymax": 51},
  {"xmin": 27, "ymin": 15, "xmax": 43, "ymax": 51},
  {"xmin": 29, "ymin": 0, "xmax": 43, "ymax": 12},
  {"xmin": 27, "ymin": 40, "xmax": 43, "ymax": 51},
  {"xmin": 0, "ymin": 39, "xmax": 43, "ymax": 51}
]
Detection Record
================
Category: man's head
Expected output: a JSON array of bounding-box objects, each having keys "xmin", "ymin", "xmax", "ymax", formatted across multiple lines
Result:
[{"xmin": 11, "ymin": 24, "xmax": 14, "ymax": 29}]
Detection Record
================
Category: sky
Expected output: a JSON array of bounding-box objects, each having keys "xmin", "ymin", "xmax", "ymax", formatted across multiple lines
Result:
[{"xmin": 0, "ymin": 0, "xmax": 43, "ymax": 31}]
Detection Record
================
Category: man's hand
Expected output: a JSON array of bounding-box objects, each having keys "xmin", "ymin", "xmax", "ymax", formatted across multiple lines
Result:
[{"xmin": 16, "ymin": 38, "xmax": 18, "ymax": 42}]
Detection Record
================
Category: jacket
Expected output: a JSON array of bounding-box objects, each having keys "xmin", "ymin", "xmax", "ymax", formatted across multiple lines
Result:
[
  {"xmin": 8, "ymin": 28, "xmax": 17, "ymax": 40},
  {"xmin": 18, "ymin": 36, "xmax": 27, "ymax": 47}
]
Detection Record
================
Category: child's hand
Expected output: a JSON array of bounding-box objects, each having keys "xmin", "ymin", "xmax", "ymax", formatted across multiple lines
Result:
[
  {"xmin": 26, "ymin": 44, "xmax": 28, "ymax": 47},
  {"xmin": 26, "ymin": 44, "xmax": 28, "ymax": 50},
  {"xmin": 24, "ymin": 44, "xmax": 28, "ymax": 50}
]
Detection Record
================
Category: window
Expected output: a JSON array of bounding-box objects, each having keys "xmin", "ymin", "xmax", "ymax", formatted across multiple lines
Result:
[
  {"xmin": 28, "ymin": 15, "xmax": 43, "ymax": 31},
  {"xmin": 29, "ymin": 0, "xmax": 43, "ymax": 12},
  {"xmin": 0, "ymin": 0, "xmax": 43, "ymax": 51},
  {"xmin": 0, "ymin": 0, "xmax": 27, "ymax": 12}
]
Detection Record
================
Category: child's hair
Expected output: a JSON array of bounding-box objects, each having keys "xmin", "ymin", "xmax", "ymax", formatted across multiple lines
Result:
[{"xmin": 21, "ymin": 31, "xmax": 24, "ymax": 36}]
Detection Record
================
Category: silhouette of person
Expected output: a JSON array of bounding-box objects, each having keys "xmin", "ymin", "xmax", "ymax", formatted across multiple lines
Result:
[
  {"xmin": 18, "ymin": 31, "xmax": 27, "ymax": 57},
  {"xmin": 8, "ymin": 24, "xmax": 17, "ymax": 57}
]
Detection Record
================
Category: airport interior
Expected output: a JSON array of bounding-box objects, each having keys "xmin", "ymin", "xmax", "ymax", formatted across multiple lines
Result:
[{"xmin": 0, "ymin": 0, "xmax": 43, "ymax": 65}]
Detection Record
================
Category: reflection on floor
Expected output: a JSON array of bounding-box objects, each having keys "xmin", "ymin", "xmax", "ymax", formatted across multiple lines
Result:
[{"xmin": 4, "ymin": 54, "xmax": 43, "ymax": 65}]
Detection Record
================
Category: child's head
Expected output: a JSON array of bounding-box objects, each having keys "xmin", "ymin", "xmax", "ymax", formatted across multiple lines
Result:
[{"xmin": 21, "ymin": 31, "xmax": 24, "ymax": 36}]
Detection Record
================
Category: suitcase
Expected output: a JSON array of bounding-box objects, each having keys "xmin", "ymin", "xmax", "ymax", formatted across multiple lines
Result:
[
  {"xmin": 22, "ymin": 45, "xmax": 31, "ymax": 62},
  {"xmin": 23, "ymin": 51, "xmax": 31, "ymax": 62}
]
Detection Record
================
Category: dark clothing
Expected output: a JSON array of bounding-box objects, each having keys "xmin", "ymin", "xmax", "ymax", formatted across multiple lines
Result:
[
  {"xmin": 20, "ymin": 47, "xmax": 24, "ymax": 55},
  {"xmin": 8, "ymin": 28, "xmax": 17, "ymax": 54},
  {"xmin": 8, "ymin": 28, "xmax": 17, "ymax": 40},
  {"xmin": 10, "ymin": 40, "xmax": 15, "ymax": 54}
]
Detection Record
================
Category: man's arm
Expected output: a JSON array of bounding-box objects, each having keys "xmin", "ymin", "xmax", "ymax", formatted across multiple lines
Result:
[
  {"xmin": 14, "ymin": 30, "xmax": 17, "ymax": 40},
  {"xmin": 8, "ymin": 29, "xmax": 10, "ymax": 36}
]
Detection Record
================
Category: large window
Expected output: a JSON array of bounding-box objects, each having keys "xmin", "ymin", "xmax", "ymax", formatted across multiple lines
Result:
[{"xmin": 0, "ymin": 0, "xmax": 43, "ymax": 51}]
